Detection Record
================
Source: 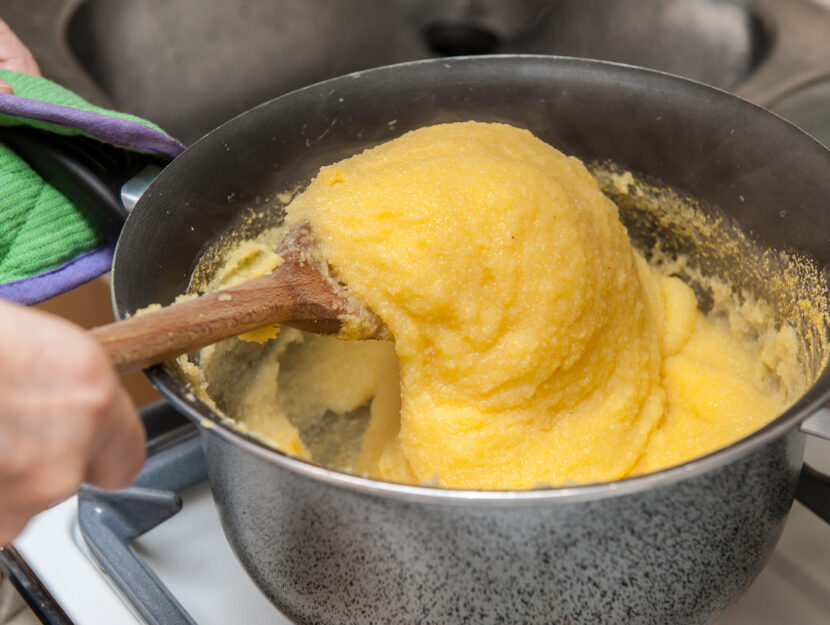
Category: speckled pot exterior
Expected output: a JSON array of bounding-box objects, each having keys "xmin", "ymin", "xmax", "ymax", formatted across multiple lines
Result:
[{"xmin": 204, "ymin": 430, "xmax": 803, "ymax": 625}]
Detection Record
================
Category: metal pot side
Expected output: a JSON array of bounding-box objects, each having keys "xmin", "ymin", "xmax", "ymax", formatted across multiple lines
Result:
[{"xmin": 204, "ymin": 429, "xmax": 803, "ymax": 625}]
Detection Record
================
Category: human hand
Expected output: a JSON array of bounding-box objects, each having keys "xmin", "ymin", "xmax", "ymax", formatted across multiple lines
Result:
[
  {"xmin": 0, "ymin": 18, "xmax": 41, "ymax": 95},
  {"xmin": 0, "ymin": 299, "xmax": 146, "ymax": 544}
]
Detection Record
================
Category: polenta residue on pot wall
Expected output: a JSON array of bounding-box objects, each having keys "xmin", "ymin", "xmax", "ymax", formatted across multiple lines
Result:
[{"xmin": 180, "ymin": 121, "xmax": 807, "ymax": 490}]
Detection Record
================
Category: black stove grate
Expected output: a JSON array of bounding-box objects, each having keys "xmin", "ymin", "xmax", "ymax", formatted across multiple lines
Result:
[{"xmin": 77, "ymin": 401, "xmax": 207, "ymax": 625}]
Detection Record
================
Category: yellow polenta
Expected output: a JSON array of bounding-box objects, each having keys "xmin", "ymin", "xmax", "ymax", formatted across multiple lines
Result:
[
  {"xmin": 200, "ymin": 121, "xmax": 798, "ymax": 490},
  {"xmin": 277, "ymin": 121, "xmax": 795, "ymax": 489}
]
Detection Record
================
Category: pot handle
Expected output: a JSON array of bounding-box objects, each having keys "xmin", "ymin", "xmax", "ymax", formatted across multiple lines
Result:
[
  {"xmin": 0, "ymin": 125, "xmax": 164, "ymax": 240},
  {"xmin": 796, "ymin": 408, "xmax": 830, "ymax": 523}
]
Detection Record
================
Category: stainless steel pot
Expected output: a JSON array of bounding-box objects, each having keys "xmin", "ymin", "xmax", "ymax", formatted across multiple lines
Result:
[{"xmin": 80, "ymin": 56, "xmax": 830, "ymax": 623}]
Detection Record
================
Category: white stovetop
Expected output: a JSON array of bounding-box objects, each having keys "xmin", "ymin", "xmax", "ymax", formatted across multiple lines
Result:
[
  {"xmin": 10, "ymin": 435, "xmax": 830, "ymax": 625},
  {"xmin": 12, "ymin": 480, "xmax": 289, "ymax": 625}
]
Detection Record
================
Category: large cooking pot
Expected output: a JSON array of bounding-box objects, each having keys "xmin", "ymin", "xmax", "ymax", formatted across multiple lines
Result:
[{"xmin": 13, "ymin": 55, "xmax": 830, "ymax": 624}]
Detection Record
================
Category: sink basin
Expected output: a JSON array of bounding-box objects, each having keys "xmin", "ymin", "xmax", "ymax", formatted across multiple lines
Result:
[
  {"xmin": 65, "ymin": 0, "xmax": 765, "ymax": 143},
  {"xmin": 5, "ymin": 0, "xmax": 830, "ymax": 145}
]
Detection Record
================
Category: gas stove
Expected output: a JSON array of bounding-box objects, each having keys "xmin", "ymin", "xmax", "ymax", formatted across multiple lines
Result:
[{"xmin": 3, "ymin": 402, "xmax": 830, "ymax": 625}]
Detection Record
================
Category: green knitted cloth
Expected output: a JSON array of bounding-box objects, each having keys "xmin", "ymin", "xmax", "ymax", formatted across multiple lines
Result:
[
  {"xmin": 0, "ymin": 70, "xmax": 184, "ymax": 303},
  {"xmin": 0, "ymin": 138, "xmax": 84, "ymax": 283}
]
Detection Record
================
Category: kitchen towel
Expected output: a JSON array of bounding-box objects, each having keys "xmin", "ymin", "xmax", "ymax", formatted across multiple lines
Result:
[{"xmin": 0, "ymin": 69, "xmax": 185, "ymax": 305}]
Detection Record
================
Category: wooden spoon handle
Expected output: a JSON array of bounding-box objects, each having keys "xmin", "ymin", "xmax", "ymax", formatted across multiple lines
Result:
[{"xmin": 90, "ymin": 265, "xmax": 344, "ymax": 375}]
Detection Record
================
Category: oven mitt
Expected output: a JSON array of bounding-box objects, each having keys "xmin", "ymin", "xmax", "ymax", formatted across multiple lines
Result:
[{"xmin": 0, "ymin": 69, "xmax": 186, "ymax": 305}]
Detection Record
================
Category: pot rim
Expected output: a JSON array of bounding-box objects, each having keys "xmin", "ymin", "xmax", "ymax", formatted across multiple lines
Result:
[{"xmin": 135, "ymin": 54, "xmax": 830, "ymax": 506}]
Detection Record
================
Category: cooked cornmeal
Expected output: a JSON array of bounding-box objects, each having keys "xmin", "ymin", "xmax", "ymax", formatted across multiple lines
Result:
[{"xmin": 185, "ymin": 121, "xmax": 803, "ymax": 489}]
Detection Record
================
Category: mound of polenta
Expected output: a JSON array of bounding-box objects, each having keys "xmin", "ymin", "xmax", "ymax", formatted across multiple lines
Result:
[{"xmin": 197, "ymin": 122, "xmax": 798, "ymax": 489}]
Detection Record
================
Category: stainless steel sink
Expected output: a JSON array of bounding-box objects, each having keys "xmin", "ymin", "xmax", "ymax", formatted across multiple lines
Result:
[
  {"xmin": 5, "ymin": 0, "xmax": 830, "ymax": 144},
  {"xmin": 64, "ymin": 0, "xmax": 762, "ymax": 143}
]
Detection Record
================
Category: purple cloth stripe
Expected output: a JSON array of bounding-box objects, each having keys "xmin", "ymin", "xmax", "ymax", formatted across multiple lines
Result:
[
  {"xmin": 0, "ymin": 244, "xmax": 115, "ymax": 305},
  {"xmin": 0, "ymin": 94, "xmax": 186, "ymax": 159}
]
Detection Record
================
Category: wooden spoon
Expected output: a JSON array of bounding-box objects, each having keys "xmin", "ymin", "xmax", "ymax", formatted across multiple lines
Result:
[{"xmin": 89, "ymin": 223, "xmax": 387, "ymax": 374}]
